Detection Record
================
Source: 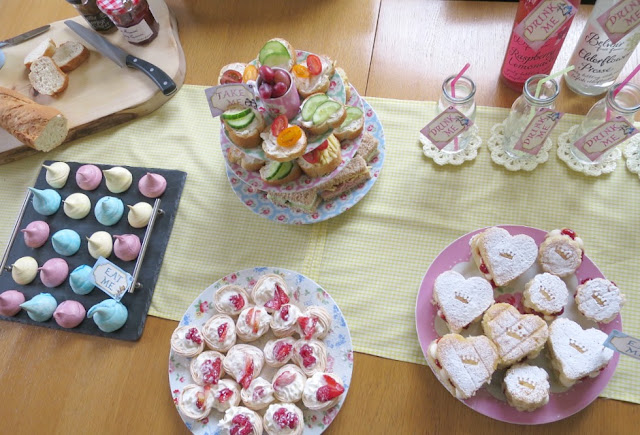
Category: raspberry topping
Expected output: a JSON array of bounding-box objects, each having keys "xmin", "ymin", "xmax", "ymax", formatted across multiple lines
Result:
[
  {"xmin": 273, "ymin": 407, "xmax": 299, "ymax": 429},
  {"xmin": 229, "ymin": 294, "xmax": 245, "ymax": 311},
  {"xmin": 217, "ymin": 388, "xmax": 233, "ymax": 403},
  {"xmin": 195, "ymin": 390, "xmax": 206, "ymax": 410},
  {"xmin": 561, "ymin": 228, "xmax": 577, "ymax": 239},
  {"xmin": 274, "ymin": 371, "xmax": 296, "ymax": 389},
  {"xmin": 580, "ymin": 278, "xmax": 591, "ymax": 285},
  {"xmin": 230, "ymin": 414, "xmax": 253, "ymax": 435},
  {"xmin": 185, "ymin": 328, "xmax": 202, "ymax": 345},
  {"xmin": 201, "ymin": 358, "xmax": 221, "ymax": 385},
  {"xmin": 218, "ymin": 323, "xmax": 228, "ymax": 341},
  {"xmin": 479, "ymin": 261, "xmax": 489, "ymax": 274},
  {"xmin": 239, "ymin": 357, "xmax": 255, "ymax": 389},
  {"xmin": 299, "ymin": 344, "xmax": 316, "ymax": 368},
  {"xmin": 316, "ymin": 375, "xmax": 344, "ymax": 402},
  {"xmin": 273, "ymin": 341, "xmax": 293, "ymax": 362},
  {"xmin": 435, "ymin": 359, "xmax": 442, "ymax": 369},
  {"xmin": 280, "ymin": 305, "xmax": 290, "ymax": 321},
  {"xmin": 298, "ymin": 316, "xmax": 318, "ymax": 340}
]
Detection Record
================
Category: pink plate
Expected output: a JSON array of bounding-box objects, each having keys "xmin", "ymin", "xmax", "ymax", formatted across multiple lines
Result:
[{"xmin": 415, "ymin": 225, "xmax": 621, "ymax": 425}]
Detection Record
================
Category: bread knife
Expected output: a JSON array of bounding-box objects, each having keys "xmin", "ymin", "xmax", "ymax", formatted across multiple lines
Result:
[
  {"xmin": 0, "ymin": 25, "xmax": 51, "ymax": 48},
  {"xmin": 64, "ymin": 20, "xmax": 177, "ymax": 96}
]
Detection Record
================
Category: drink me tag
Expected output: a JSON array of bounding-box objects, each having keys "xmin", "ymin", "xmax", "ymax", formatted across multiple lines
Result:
[
  {"xmin": 420, "ymin": 106, "xmax": 473, "ymax": 150},
  {"xmin": 597, "ymin": 0, "xmax": 640, "ymax": 44},
  {"xmin": 204, "ymin": 83, "xmax": 257, "ymax": 118},
  {"xmin": 573, "ymin": 116, "xmax": 638, "ymax": 161},
  {"xmin": 513, "ymin": 0, "xmax": 577, "ymax": 51},
  {"xmin": 514, "ymin": 108, "xmax": 564, "ymax": 155},
  {"xmin": 604, "ymin": 330, "xmax": 640, "ymax": 361},
  {"xmin": 91, "ymin": 257, "xmax": 133, "ymax": 301}
]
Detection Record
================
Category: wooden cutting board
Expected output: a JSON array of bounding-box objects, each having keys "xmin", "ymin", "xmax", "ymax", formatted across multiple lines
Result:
[{"xmin": 0, "ymin": 0, "xmax": 185, "ymax": 164}]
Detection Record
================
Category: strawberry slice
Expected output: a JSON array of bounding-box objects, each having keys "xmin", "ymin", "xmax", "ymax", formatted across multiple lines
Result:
[
  {"xmin": 201, "ymin": 358, "xmax": 221, "ymax": 385},
  {"xmin": 273, "ymin": 371, "xmax": 296, "ymax": 390},
  {"xmin": 316, "ymin": 375, "xmax": 344, "ymax": 402},
  {"xmin": 264, "ymin": 284, "xmax": 290, "ymax": 311},
  {"xmin": 231, "ymin": 414, "xmax": 253, "ymax": 435},
  {"xmin": 273, "ymin": 341, "xmax": 293, "ymax": 362},
  {"xmin": 297, "ymin": 316, "xmax": 318, "ymax": 340},
  {"xmin": 217, "ymin": 388, "xmax": 233, "ymax": 403},
  {"xmin": 252, "ymin": 386, "xmax": 266, "ymax": 402},
  {"xmin": 246, "ymin": 308, "xmax": 260, "ymax": 333},
  {"xmin": 273, "ymin": 407, "xmax": 299, "ymax": 429},
  {"xmin": 229, "ymin": 294, "xmax": 245, "ymax": 311},
  {"xmin": 299, "ymin": 344, "xmax": 316, "ymax": 368},
  {"xmin": 239, "ymin": 357, "xmax": 255, "ymax": 389},
  {"xmin": 279, "ymin": 305, "xmax": 290, "ymax": 321},
  {"xmin": 217, "ymin": 323, "xmax": 228, "ymax": 341}
]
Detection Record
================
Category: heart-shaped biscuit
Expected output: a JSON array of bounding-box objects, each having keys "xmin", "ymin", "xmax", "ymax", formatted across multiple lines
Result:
[
  {"xmin": 426, "ymin": 333, "xmax": 499, "ymax": 400},
  {"xmin": 471, "ymin": 227, "xmax": 538, "ymax": 286},
  {"xmin": 481, "ymin": 303, "xmax": 548, "ymax": 366},
  {"xmin": 433, "ymin": 271, "xmax": 494, "ymax": 333},
  {"xmin": 548, "ymin": 318, "xmax": 614, "ymax": 387}
]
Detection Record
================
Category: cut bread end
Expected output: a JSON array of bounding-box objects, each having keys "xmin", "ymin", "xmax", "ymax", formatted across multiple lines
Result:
[
  {"xmin": 52, "ymin": 41, "xmax": 89, "ymax": 73},
  {"xmin": 33, "ymin": 114, "xmax": 68, "ymax": 151},
  {"xmin": 28, "ymin": 57, "xmax": 68, "ymax": 96}
]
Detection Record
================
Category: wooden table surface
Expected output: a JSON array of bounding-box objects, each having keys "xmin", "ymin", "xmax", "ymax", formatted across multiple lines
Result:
[{"xmin": 1, "ymin": 1, "xmax": 638, "ymax": 433}]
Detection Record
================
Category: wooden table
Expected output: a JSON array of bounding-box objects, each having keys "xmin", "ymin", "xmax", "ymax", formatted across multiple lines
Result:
[{"xmin": 0, "ymin": 1, "xmax": 638, "ymax": 433}]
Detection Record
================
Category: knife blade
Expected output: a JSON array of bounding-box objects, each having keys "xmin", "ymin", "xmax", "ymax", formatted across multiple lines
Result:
[
  {"xmin": 64, "ymin": 20, "xmax": 177, "ymax": 96},
  {"xmin": 0, "ymin": 25, "xmax": 51, "ymax": 48}
]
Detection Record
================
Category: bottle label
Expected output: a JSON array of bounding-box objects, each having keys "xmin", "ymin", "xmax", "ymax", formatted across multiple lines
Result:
[
  {"xmin": 119, "ymin": 19, "xmax": 154, "ymax": 44},
  {"xmin": 573, "ymin": 116, "xmax": 638, "ymax": 161},
  {"xmin": 514, "ymin": 108, "xmax": 564, "ymax": 155},
  {"xmin": 597, "ymin": 0, "xmax": 640, "ymax": 44},
  {"xmin": 420, "ymin": 106, "xmax": 474, "ymax": 150},
  {"xmin": 83, "ymin": 13, "xmax": 115, "ymax": 31},
  {"xmin": 514, "ymin": 0, "xmax": 577, "ymax": 51}
]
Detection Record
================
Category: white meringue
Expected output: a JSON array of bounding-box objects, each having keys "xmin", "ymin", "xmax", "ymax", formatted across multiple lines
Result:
[
  {"xmin": 43, "ymin": 162, "xmax": 70, "ymax": 188},
  {"xmin": 63, "ymin": 193, "xmax": 91, "ymax": 219},
  {"xmin": 87, "ymin": 231, "xmax": 113, "ymax": 259},
  {"xmin": 103, "ymin": 166, "xmax": 133, "ymax": 193},
  {"xmin": 127, "ymin": 202, "xmax": 153, "ymax": 228}
]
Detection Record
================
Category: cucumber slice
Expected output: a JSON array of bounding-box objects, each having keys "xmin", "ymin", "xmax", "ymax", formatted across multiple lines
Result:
[
  {"xmin": 225, "ymin": 112, "xmax": 255, "ymax": 129},
  {"xmin": 301, "ymin": 94, "xmax": 329, "ymax": 121},
  {"xmin": 221, "ymin": 108, "xmax": 252, "ymax": 121},
  {"xmin": 339, "ymin": 107, "xmax": 364, "ymax": 128},
  {"xmin": 261, "ymin": 52, "xmax": 291, "ymax": 69},
  {"xmin": 259, "ymin": 41, "xmax": 289, "ymax": 65},
  {"xmin": 312, "ymin": 101, "xmax": 342, "ymax": 125},
  {"xmin": 273, "ymin": 161, "xmax": 294, "ymax": 180},
  {"xmin": 263, "ymin": 161, "xmax": 283, "ymax": 180}
]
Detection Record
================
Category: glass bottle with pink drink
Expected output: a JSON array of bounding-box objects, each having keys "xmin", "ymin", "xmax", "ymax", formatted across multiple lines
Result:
[{"xmin": 501, "ymin": 0, "xmax": 581, "ymax": 91}]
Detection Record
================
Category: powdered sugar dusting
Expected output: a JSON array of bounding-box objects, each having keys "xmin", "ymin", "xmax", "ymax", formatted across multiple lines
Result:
[
  {"xmin": 503, "ymin": 363, "xmax": 549, "ymax": 411},
  {"xmin": 575, "ymin": 278, "xmax": 625, "ymax": 323},
  {"xmin": 523, "ymin": 273, "xmax": 568, "ymax": 314},
  {"xmin": 539, "ymin": 231, "xmax": 583, "ymax": 277}
]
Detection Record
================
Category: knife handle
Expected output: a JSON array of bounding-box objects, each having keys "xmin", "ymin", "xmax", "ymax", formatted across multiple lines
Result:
[{"xmin": 125, "ymin": 54, "xmax": 177, "ymax": 96}]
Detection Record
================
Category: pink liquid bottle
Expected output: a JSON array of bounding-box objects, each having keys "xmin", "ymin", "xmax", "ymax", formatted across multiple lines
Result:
[{"xmin": 501, "ymin": 0, "xmax": 581, "ymax": 91}]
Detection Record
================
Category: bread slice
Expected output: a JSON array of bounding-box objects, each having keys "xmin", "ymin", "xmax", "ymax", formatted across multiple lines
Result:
[
  {"xmin": 294, "ymin": 55, "xmax": 336, "ymax": 99},
  {"xmin": 268, "ymin": 189, "xmax": 321, "ymax": 213},
  {"xmin": 259, "ymin": 160, "xmax": 302, "ymax": 186},
  {"xmin": 24, "ymin": 38, "xmax": 56, "ymax": 69},
  {"xmin": 227, "ymin": 147, "xmax": 265, "ymax": 171},
  {"xmin": 223, "ymin": 108, "xmax": 265, "ymax": 149},
  {"xmin": 316, "ymin": 155, "xmax": 371, "ymax": 201},
  {"xmin": 335, "ymin": 67, "xmax": 351, "ymax": 101},
  {"xmin": 261, "ymin": 126, "xmax": 308, "ymax": 162},
  {"xmin": 258, "ymin": 38, "xmax": 295, "ymax": 71},
  {"xmin": 28, "ymin": 57, "xmax": 68, "ymax": 96},
  {"xmin": 355, "ymin": 132, "xmax": 379, "ymax": 162},
  {"xmin": 52, "ymin": 41, "xmax": 89, "ymax": 73},
  {"xmin": 297, "ymin": 134, "xmax": 342, "ymax": 177},
  {"xmin": 0, "ymin": 87, "xmax": 68, "ymax": 151},
  {"xmin": 218, "ymin": 62, "xmax": 246, "ymax": 85},
  {"xmin": 333, "ymin": 112, "xmax": 364, "ymax": 141}
]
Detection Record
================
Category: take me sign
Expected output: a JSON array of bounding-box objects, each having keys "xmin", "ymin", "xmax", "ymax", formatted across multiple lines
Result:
[{"xmin": 204, "ymin": 83, "xmax": 257, "ymax": 118}]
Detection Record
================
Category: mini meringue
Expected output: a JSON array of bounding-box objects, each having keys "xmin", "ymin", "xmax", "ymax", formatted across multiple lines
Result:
[
  {"xmin": 0, "ymin": 290, "xmax": 25, "ymax": 316},
  {"xmin": 87, "ymin": 231, "xmax": 113, "ymax": 259},
  {"xmin": 103, "ymin": 166, "xmax": 132, "ymax": 193},
  {"xmin": 95, "ymin": 196, "xmax": 124, "ymax": 226},
  {"xmin": 51, "ymin": 229, "xmax": 81, "ymax": 256},
  {"xmin": 127, "ymin": 202, "xmax": 153, "ymax": 228},
  {"xmin": 39, "ymin": 258, "xmax": 69, "ymax": 288},
  {"xmin": 21, "ymin": 221, "xmax": 50, "ymax": 248},
  {"xmin": 43, "ymin": 162, "xmax": 70, "ymax": 188},
  {"xmin": 53, "ymin": 300, "xmax": 86, "ymax": 328},
  {"xmin": 69, "ymin": 264, "xmax": 95, "ymax": 295},
  {"xmin": 29, "ymin": 187, "xmax": 61, "ymax": 216},
  {"xmin": 138, "ymin": 172, "xmax": 167, "ymax": 198},
  {"xmin": 76, "ymin": 164, "xmax": 102, "ymax": 191},
  {"xmin": 87, "ymin": 299, "xmax": 128, "ymax": 332},
  {"xmin": 20, "ymin": 293, "xmax": 58, "ymax": 322},
  {"xmin": 63, "ymin": 193, "xmax": 91, "ymax": 219},
  {"xmin": 11, "ymin": 256, "xmax": 38, "ymax": 285},
  {"xmin": 113, "ymin": 234, "xmax": 141, "ymax": 261}
]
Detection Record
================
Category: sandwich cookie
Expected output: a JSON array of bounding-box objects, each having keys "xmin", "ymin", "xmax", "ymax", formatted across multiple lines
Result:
[
  {"xmin": 51, "ymin": 229, "xmax": 81, "ymax": 256},
  {"xmin": 63, "ymin": 193, "xmax": 91, "ymax": 219},
  {"xmin": 263, "ymin": 337, "xmax": 296, "ymax": 368},
  {"xmin": 178, "ymin": 384, "xmax": 214, "ymax": 421},
  {"xmin": 21, "ymin": 220, "xmax": 50, "ymax": 248},
  {"xmin": 20, "ymin": 293, "xmax": 58, "ymax": 322},
  {"xmin": 503, "ymin": 363, "xmax": 550, "ymax": 412},
  {"xmin": 538, "ymin": 228, "xmax": 584, "ymax": 277},
  {"xmin": 211, "ymin": 379, "xmax": 242, "ymax": 412},
  {"xmin": 425, "ymin": 333, "xmax": 499, "ymax": 400},
  {"xmin": 522, "ymin": 273, "xmax": 568, "ymax": 321},
  {"xmin": 292, "ymin": 339, "xmax": 327, "ymax": 376},
  {"xmin": 75, "ymin": 164, "xmax": 102, "ymax": 190},
  {"xmin": 272, "ymin": 364, "xmax": 307, "ymax": 403},
  {"xmin": 270, "ymin": 303, "xmax": 302, "ymax": 337},
  {"xmin": 220, "ymin": 406, "xmax": 263, "ymax": 435},
  {"xmin": 481, "ymin": 303, "xmax": 548, "ymax": 367},
  {"xmin": 29, "ymin": 187, "xmax": 61, "ymax": 216},
  {"xmin": 94, "ymin": 196, "xmax": 124, "ymax": 226},
  {"xmin": 39, "ymin": 258, "xmax": 69, "ymax": 288},
  {"xmin": 222, "ymin": 344, "xmax": 265, "ymax": 389},
  {"xmin": 214, "ymin": 285, "xmax": 249, "ymax": 316},
  {"xmin": 432, "ymin": 270, "xmax": 494, "ymax": 333},
  {"xmin": 296, "ymin": 306, "xmax": 332, "ymax": 340},
  {"xmin": 127, "ymin": 202, "xmax": 153, "ymax": 228},
  {"xmin": 575, "ymin": 278, "xmax": 625, "ymax": 324},
  {"xmin": 43, "ymin": 162, "xmax": 70, "ymax": 188},
  {"xmin": 240, "ymin": 377, "xmax": 276, "ymax": 411},
  {"xmin": 171, "ymin": 325, "xmax": 205, "ymax": 358},
  {"xmin": 470, "ymin": 227, "xmax": 538, "ymax": 287},
  {"xmin": 251, "ymin": 274, "xmax": 291, "ymax": 313},
  {"xmin": 302, "ymin": 372, "xmax": 345, "ymax": 411},
  {"xmin": 0, "ymin": 290, "xmax": 25, "ymax": 316},
  {"xmin": 11, "ymin": 256, "xmax": 38, "ymax": 285},
  {"xmin": 236, "ymin": 306, "xmax": 271, "ymax": 341},
  {"xmin": 202, "ymin": 314, "xmax": 237, "ymax": 352},
  {"xmin": 103, "ymin": 166, "xmax": 132, "ymax": 193},
  {"xmin": 53, "ymin": 300, "xmax": 86, "ymax": 328},
  {"xmin": 113, "ymin": 234, "xmax": 141, "ymax": 261},
  {"xmin": 548, "ymin": 318, "xmax": 614, "ymax": 387},
  {"xmin": 138, "ymin": 172, "xmax": 167, "ymax": 198},
  {"xmin": 69, "ymin": 265, "xmax": 95, "ymax": 295},
  {"xmin": 190, "ymin": 350, "xmax": 225, "ymax": 386},
  {"xmin": 87, "ymin": 299, "xmax": 128, "ymax": 332},
  {"xmin": 263, "ymin": 403, "xmax": 304, "ymax": 435},
  {"xmin": 87, "ymin": 231, "xmax": 113, "ymax": 259}
]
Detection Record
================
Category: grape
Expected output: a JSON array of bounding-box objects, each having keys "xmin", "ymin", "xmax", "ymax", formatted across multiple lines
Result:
[
  {"xmin": 272, "ymin": 82, "xmax": 288, "ymax": 98},
  {"xmin": 259, "ymin": 65, "xmax": 275, "ymax": 83},
  {"xmin": 259, "ymin": 83, "xmax": 273, "ymax": 99},
  {"xmin": 273, "ymin": 69, "xmax": 291, "ymax": 88}
]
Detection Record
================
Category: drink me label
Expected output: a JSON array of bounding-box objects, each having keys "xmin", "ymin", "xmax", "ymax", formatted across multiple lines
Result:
[
  {"xmin": 573, "ymin": 116, "xmax": 638, "ymax": 161},
  {"xmin": 514, "ymin": 108, "xmax": 564, "ymax": 155},
  {"xmin": 421, "ymin": 106, "xmax": 474, "ymax": 149},
  {"xmin": 597, "ymin": 0, "xmax": 640, "ymax": 44},
  {"xmin": 514, "ymin": 0, "xmax": 577, "ymax": 51}
]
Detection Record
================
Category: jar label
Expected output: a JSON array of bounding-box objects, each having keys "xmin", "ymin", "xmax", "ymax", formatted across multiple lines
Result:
[
  {"xmin": 573, "ymin": 116, "xmax": 638, "ymax": 161},
  {"xmin": 514, "ymin": 108, "xmax": 564, "ymax": 155},
  {"xmin": 420, "ymin": 106, "xmax": 474, "ymax": 150},
  {"xmin": 597, "ymin": 0, "xmax": 640, "ymax": 44},
  {"xmin": 204, "ymin": 83, "xmax": 257, "ymax": 118},
  {"xmin": 514, "ymin": 0, "xmax": 577, "ymax": 51},
  {"xmin": 119, "ymin": 19, "xmax": 154, "ymax": 44}
]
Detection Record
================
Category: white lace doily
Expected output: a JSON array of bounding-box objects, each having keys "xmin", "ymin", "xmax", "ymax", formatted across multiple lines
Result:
[
  {"xmin": 487, "ymin": 121, "xmax": 552, "ymax": 171},
  {"xmin": 557, "ymin": 125, "xmax": 621, "ymax": 176},
  {"xmin": 623, "ymin": 140, "xmax": 640, "ymax": 179},
  {"xmin": 419, "ymin": 125, "xmax": 482, "ymax": 166}
]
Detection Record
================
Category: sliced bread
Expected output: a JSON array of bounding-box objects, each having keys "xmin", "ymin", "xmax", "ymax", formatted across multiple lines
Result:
[
  {"xmin": 52, "ymin": 41, "xmax": 89, "ymax": 73},
  {"xmin": 24, "ymin": 38, "xmax": 56, "ymax": 68},
  {"xmin": 28, "ymin": 57, "xmax": 68, "ymax": 96}
]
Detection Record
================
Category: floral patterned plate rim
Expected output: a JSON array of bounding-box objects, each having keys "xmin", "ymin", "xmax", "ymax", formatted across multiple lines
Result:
[{"xmin": 168, "ymin": 267, "xmax": 354, "ymax": 434}]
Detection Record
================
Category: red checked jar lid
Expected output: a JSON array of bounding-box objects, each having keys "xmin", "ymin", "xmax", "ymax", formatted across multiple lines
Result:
[{"xmin": 97, "ymin": 0, "xmax": 159, "ymax": 45}]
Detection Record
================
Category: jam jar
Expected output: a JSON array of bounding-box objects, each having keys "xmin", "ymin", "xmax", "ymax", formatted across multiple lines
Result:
[
  {"xmin": 97, "ymin": 0, "xmax": 159, "ymax": 45},
  {"xmin": 66, "ymin": 0, "xmax": 116, "ymax": 33}
]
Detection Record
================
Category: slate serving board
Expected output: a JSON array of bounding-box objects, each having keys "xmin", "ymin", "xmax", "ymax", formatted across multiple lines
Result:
[{"xmin": 0, "ymin": 161, "xmax": 186, "ymax": 341}]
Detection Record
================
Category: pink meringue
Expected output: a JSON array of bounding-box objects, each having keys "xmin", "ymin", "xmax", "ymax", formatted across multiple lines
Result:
[
  {"xmin": 53, "ymin": 300, "xmax": 86, "ymax": 328},
  {"xmin": 39, "ymin": 258, "xmax": 69, "ymax": 288},
  {"xmin": 138, "ymin": 172, "xmax": 167, "ymax": 198},
  {"xmin": 113, "ymin": 234, "xmax": 142, "ymax": 261},
  {"xmin": 0, "ymin": 290, "xmax": 25, "ymax": 316},
  {"xmin": 21, "ymin": 220, "xmax": 50, "ymax": 248},
  {"xmin": 76, "ymin": 164, "xmax": 103, "ymax": 191}
]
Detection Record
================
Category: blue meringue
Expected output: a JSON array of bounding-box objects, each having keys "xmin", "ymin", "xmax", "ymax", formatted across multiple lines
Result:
[
  {"xmin": 51, "ymin": 229, "xmax": 81, "ymax": 256},
  {"xmin": 69, "ymin": 264, "xmax": 95, "ymax": 295},
  {"xmin": 29, "ymin": 187, "xmax": 61, "ymax": 216},
  {"xmin": 20, "ymin": 293, "xmax": 58, "ymax": 322},
  {"xmin": 94, "ymin": 196, "xmax": 124, "ymax": 226},
  {"xmin": 87, "ymin": 299, "xmax": 128, "ymax": 332}
]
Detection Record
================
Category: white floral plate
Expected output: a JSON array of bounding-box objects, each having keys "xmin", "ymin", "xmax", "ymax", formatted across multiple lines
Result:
[{"xmin": 168, "ymin": 267, "xmax": 354, "ymax": 434}]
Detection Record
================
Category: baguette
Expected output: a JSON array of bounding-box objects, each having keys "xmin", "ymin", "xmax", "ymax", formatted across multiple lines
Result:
[
  {"xmin": 52, "ymin": 41, "xmax": 89, "ymax": 73},
  {"xmin": 223, "ymin": 107, "xmax": 265, "ymax": 149},
  {"xmin": 293, "ymin": 55, "xmax": 336, "ymax": 99},
  {"xmin": 24, "ymin": 38, "xmax": 56, "ymax": 69},
  {"xmin": 0, "ymin": 87, "xmax": 68, "ymax": 151},
  {"xmin": 28, "ymin": 56, "xmax": 68, "ymax": 96}
]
